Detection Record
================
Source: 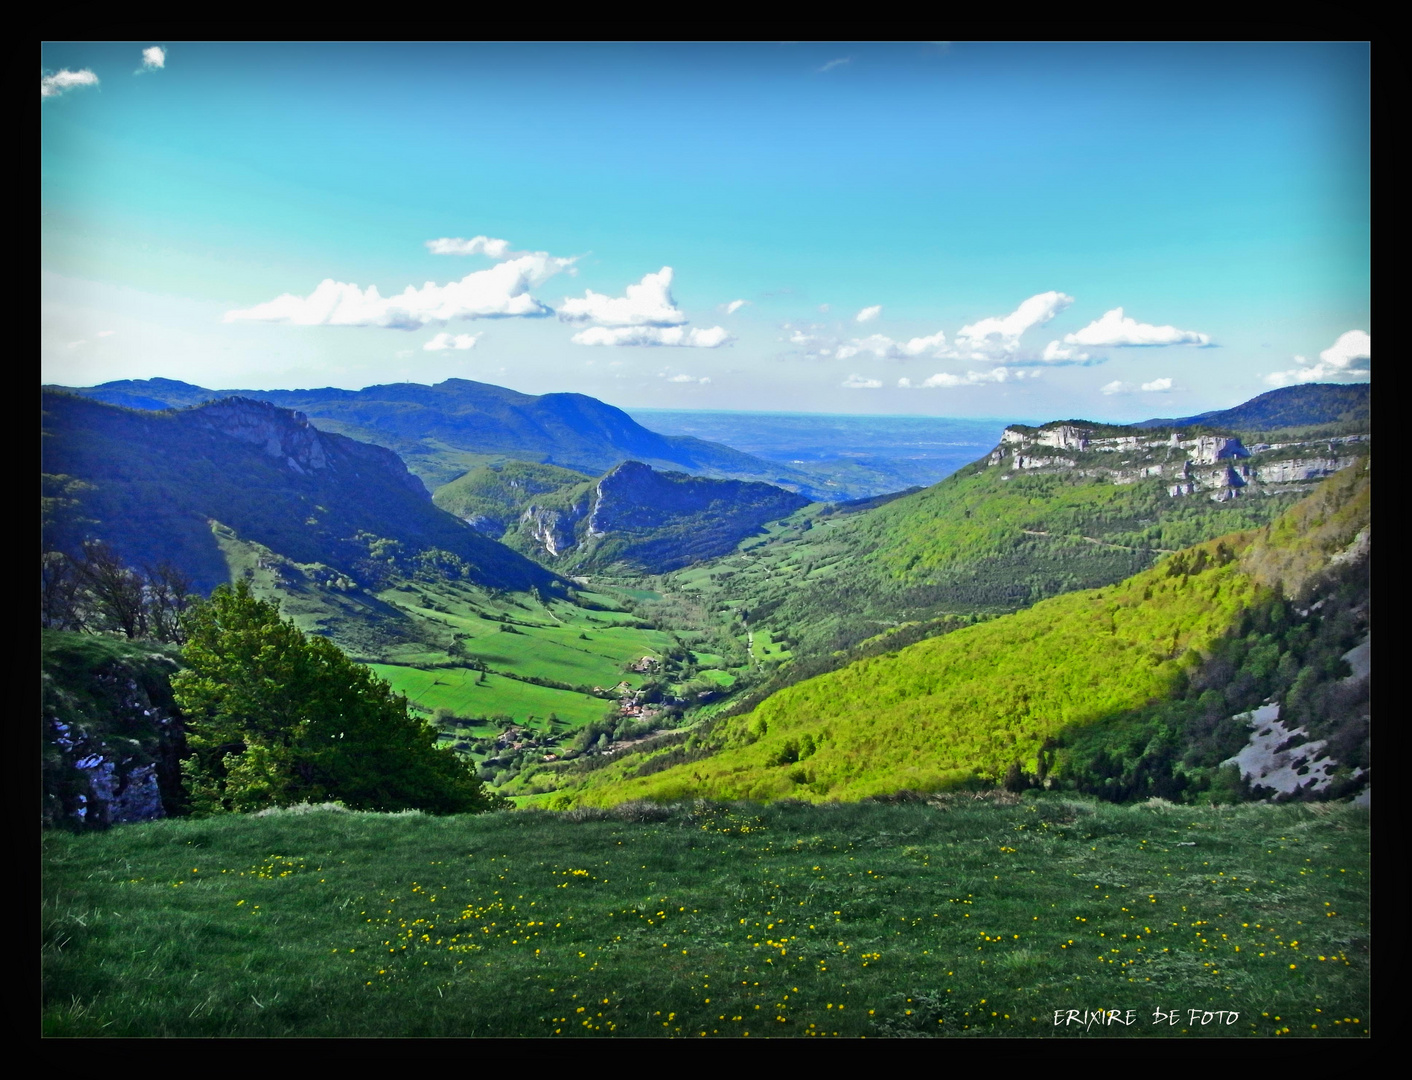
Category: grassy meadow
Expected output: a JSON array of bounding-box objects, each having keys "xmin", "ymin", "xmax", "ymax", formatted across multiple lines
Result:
[{"xmin": 42, "ymin": 797, "xmax": 1368, "ymax": 1038}]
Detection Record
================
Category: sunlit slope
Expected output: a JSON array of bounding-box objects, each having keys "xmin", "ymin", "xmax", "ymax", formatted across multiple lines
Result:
[
  {"xmin": 572, "ymin": 460, "xmax": 1368, "ymax": 807},
  {"xmin": 694, "ymin": 464, "xmax": 1300, "ymax": 664},
  {"xmin": 573, "ymin": 535, "xmax": 1259, "ymax": 805}
]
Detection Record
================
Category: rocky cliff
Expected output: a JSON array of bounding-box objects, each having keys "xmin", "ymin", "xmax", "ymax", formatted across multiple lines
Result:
[
  {"xmin": 42, "ymin": 631, "xmax": 187, "ymax": 829},
  {"xmin": 988, "ymin": 420, "xmax": 1367, "ymax": 502},
  {"xmin": 193, "ymin": 397, "xmax": 428, "ymax": 495},
  {"xmin": 514, "ymin": 460, "xmax": 811, "ymax": 572}
]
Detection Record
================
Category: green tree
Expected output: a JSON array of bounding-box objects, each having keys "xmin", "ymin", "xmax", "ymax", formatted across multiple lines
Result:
[{"xmin": 173, "ymin": 581, "xmax": 502, "ymax": 815}]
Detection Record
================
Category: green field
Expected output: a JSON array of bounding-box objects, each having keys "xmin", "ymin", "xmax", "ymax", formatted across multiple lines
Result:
[
  {"xmin": 41, "ymin": 798, "xmax": 1369, "ymax": 1038},
  {"xmin": 370, "ymin": 665, "xmax": 610, "ymax": 728}
]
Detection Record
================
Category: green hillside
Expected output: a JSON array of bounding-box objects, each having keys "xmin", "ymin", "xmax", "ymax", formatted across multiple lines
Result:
[
  {"xmin": 631, "ymin": 409, "xmax": 1368, "ymax": 669},
  {"xmin": 433, "ymin": 461, "xmax": 594, "ymax": 534},
  {"xmin": 1139, "ymin": 382, "xmax": 1369, "ymax": 434},
  {"xmin": 41, "ymin": 391, "xmax": 558, "ymax": 595},
  {"xmin": 552, "ymin": 460, "xmax": 1368, "ymax": 808}
]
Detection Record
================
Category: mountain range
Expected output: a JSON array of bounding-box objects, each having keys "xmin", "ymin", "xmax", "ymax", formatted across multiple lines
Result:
[{"xmin": 51, "ymin": 377, "xmax": 831, "ymax": 496}]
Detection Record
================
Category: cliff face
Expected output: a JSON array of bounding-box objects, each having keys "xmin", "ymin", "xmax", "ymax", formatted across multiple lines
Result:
[
  {"xmin": 42, "ymin": 632, "xmax": 187, "ymax": 830},
  {"xmin": 989, "ymin": 422, "xmax": 1367, "ymax": 502},
  {"xmin": 521, "ymin": 501, "xmax": 591, "ymax": 556},
  {"xmin": 194, "ymin": 397, "xmax": 428, "ymax": 496},
  {"xmin": 515, "ymin": 460, "xmax": 811, "ymax": 572}
]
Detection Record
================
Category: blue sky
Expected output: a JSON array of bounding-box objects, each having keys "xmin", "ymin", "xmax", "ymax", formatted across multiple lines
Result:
[{"xmin": 41, "ymin": 42, "xmax": 1369, "ymax": 419}]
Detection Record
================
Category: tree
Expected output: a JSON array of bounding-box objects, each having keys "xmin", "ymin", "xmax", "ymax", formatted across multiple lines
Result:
[
  {"xmin": 73, "ymin": 541, "xmax": 148, "ymax": 639},
  {"xmin": 173, "ymin": 580, "xmax": 502, "ymax": 815}
]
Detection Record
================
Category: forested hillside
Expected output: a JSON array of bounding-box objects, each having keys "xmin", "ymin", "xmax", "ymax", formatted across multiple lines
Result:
[
  {"xmin": 633, "ymin": 411, "xmax": 1368, "ymax": 663},
  {"xmin": 1139, "ymin": 382, "xmax": 1369, "ymax": 433},
  {"xmin": 543, "ymin": 459, "xmax": 1368, "ymax": 808},
  {"xmin": 41, "ymin": 391, "xmax": 559, "ymax": 595}
]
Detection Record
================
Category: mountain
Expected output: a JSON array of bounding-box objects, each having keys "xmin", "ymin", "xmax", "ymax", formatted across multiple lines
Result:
[
  {"xmin": 433, "ymin": 460, "xmax": 595, "ymax": 537},
  {"xmin": 1137, "ymin": 382, "xmax": 1369, "ymax": 432},
  {"xmin": 511, "ymin": 461, "xmax": 812, "ymax": 573},
  {"xmin": 51, "ymin": 377, "xmax": 828, "ymax": 495},
  {"xmin": 553, "ymin": 457, "xmax": 1369, "ymax": 808},
  {"xmin": 41, "ymin": 390, "xmax": 560, "ymax": 596},
  {"xmin": 635, "ymin": 409, "xmax": 1369, "ymax": 663}
]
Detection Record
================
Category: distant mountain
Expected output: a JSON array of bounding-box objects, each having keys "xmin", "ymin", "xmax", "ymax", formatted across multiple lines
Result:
[
  {"xmin": 1137, "ymin": 383, "xmax": 1369, "ymax": 432},
  {"xmin": 51, "ymin": 377, "xmax": 826, "ymax": 495},
  {"xmin": 509, "ymin": 461, "xmax": 812, "ymax": 573},
  {"xmin": 41, "ymin": 390, "xmax": 560, "ymax": 595}
]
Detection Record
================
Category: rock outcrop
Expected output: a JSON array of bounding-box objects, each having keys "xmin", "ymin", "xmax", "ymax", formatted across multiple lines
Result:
[
  {"xmin": 195, "ymin": 397, "xmax": 428, "ymax": 496},
  {"xmin": 987, "ymin": 420, "xmax": 1366, "ymax": 502},
  {"xmin": 516, "ymin": 460, "xmax": 811, "ymax": 572}
]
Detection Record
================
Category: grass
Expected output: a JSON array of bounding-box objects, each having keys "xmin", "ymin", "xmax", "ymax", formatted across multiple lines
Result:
[
  {"xmin": 42, "ymin": 797, "xmax": 1368, "ymax": 1038},
  {"xmin": 213, "ymin": 527, "xmax": 720, "ymax": 741},
  {"xmin": 369, "ymin": 665, "xmax": 611, "ymax": 728}
]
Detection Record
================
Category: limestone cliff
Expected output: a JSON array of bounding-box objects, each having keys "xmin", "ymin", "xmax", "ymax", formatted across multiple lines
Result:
[
  {"xmin": 988, "ymin": 420, "xmax": 1367, "ymax": 503},
  {"xmin": 514, "ymin": 460, "xmax": 811, "ymax": 572}
]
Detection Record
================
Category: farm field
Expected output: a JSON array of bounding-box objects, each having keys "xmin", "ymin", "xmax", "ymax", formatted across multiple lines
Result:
[{"xmin": 42, "ymin": 797, "xmax": 1368, "ymax": 1038}]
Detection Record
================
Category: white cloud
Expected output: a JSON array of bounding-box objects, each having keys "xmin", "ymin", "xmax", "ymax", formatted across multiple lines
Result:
[
  {"xmin": 426, "ymin": 235, "xmax": 513, "ymax": 258},
  {"xmin": 95, "ymin": 329, "xmax": 116, "ymax": 337},
  {"xmin": 664, "ymin": 373, "xmax": 711, "ymax": 384},
  {"xmin": 560, "ymin": 267, "xmax": 687, "ymax": 327},
  {"xmin": 954, "ymin": 291, "xmax": 1074, "ymax": 359},
  {"xmin": 819, "ymin": 57, "xmax": 851, "ymax": 73},
  {"xmin": 836, "ymin": 330, "xmax": 948, "ymax": 361},
  {"xmin": 1064, "ymin": 307, "xmax": 1210, "ymax": 347},
  {"xmin": 573, "ymin": 325, "xmax": 732, "ymax": 348},
  {"xmin": 1041, "ymin": 340, "xmax": 1091, "ymax": 363},
  {"xmin": 1141, "ymin": 377, "xmax": 1173, "ymax": 393},
  {"xmin": 224, "ymin": 252, "xmax": 572, "ymax": 329},
  {"xmin": 1265, "ymin": 329, "xmax": 1371, "ymax": 386},
  {"xmin": 41, "ymin": 69, "xmax": 99, "ymax": 98},
  {"xmin": 139, "ymin": 46, "xmax": 166, "ymax": 71},
  {"xmin": 855, "ymin": 305, "xmax": 882, "ymax": 323},
  {"xmin": 725, "ymin": 299, "xmax": 749, "ymax": 315},
  {"xmin": 424, "ymin": 332, "xmax": 480, "ymax": 351},
  {"xmin": 900, "ymin": 367, "xmax": 1035, "ymax": 389},
  {"xmin": 66, "ymin": 340, "xmax": 86, "ymax": 349},
  {"xmin": 842, "ymin": 374, "xmax": 882, "ymax": 389},
  {"xmin": 818, "ymin": 303, "xmax": 831, "ymax": 313},
  {"xmin": 563, "ymin": 267, "xmax": 731, "ymax": 348},
  {"xmin": 1100, "ymin": 380, "xmax": 1129, "ymax": 395}
]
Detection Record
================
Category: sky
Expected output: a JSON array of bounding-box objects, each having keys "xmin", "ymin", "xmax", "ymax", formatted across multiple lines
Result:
[{"xmin": 41, "ymin": 42, "xmax": 1370, "ymax": 421}]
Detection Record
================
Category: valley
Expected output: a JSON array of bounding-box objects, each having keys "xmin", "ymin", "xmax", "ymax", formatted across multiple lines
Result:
[{"xmin": 43, "ymin": 381, "xmax": 1369, "ymax": 812}]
